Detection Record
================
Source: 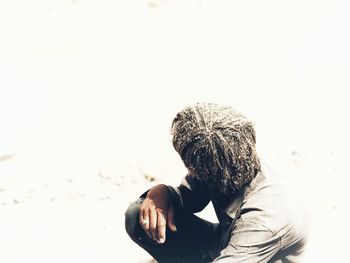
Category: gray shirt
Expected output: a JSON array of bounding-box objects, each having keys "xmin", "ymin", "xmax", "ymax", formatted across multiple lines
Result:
[{"xmin": 166, "ymin": 164, "xmax": 309, "ymax": 262}]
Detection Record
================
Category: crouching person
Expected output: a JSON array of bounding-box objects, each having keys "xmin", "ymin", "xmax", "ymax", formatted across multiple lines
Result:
[{"xmin": 125, "ymin": 103, "xmax": 309, "ymax": 263}]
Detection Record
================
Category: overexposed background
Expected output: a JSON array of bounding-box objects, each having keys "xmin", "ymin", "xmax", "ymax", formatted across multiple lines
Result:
[{"xmin": 0, "ymin": 0, "xmax": 349, "ymax": 262}]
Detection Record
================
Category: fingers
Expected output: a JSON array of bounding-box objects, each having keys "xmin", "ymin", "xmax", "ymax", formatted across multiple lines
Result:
[
  {"xmin": 139, "ymin": 192, "xmax": 175, "ymax": 244},
  {"xmin": 167, "ymin": 204, "xmax": 177, "ymax": 232},
  {"xmin": 139, "ymin": 207, "xmax": 152, "ymax": 240},
  {"xmin": 149, "ymin": 208, "xmax": 158, "ymax": 241},
  {"xmin": 157, "ymin": 210, "xmax": 167, "ymax": 243},
  {"xmin": 140, "ymin": 207, "xmax": 170, "ymax": 243},
  {"xmin": 139, "ymin": 206, "xmax": 158, "ymax": 242}
]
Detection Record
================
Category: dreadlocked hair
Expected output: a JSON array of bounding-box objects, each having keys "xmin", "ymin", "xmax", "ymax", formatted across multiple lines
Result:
[{"xmin": 171, "ymin": 103, "xmax": 261, "ymax": 195}]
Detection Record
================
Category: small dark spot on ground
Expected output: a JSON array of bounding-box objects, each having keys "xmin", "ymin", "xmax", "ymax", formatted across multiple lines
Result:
[{"xmin": 144, "ymin": 174, "xmax": 156, "ymax": 182}]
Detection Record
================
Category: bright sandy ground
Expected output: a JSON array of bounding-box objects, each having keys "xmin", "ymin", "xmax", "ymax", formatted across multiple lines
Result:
[{"xmin": 0, "ymin": 1, "xmax": 349, "ymax": 262}]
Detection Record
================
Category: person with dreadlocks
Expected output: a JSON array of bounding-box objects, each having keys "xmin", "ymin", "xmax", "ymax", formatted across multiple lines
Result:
[{"xmin": 125, "ymin": 103, "xmax": 308, "ymax": 263}]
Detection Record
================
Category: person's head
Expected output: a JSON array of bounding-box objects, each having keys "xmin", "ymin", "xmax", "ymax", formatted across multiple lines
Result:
[{"xmin": 171, "ymin": 102, "xmax": 260, "ymax": 195}]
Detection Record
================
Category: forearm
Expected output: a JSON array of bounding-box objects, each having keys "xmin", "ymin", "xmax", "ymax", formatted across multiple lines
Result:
[
  {"xmin": 140, "ymin": 175, "xmax": 210, "ymax": 214},
  {"xmin": 166, "ymin": 176, "xmax": 210, "ymax": 213}
]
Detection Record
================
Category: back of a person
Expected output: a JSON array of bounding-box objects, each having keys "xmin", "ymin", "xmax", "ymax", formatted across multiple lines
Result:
[
  {"xmin": 240, "ymin": 165, "xmax": 309, "ymax": 262},
  {"xmin": 206, "ymin": 163, "xmax": 309, "ymax": 262}
]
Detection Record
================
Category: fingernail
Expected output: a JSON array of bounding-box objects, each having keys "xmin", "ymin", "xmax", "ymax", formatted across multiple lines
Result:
[{"xmin": 158, "ymin": 238, "xmax": 164, "ymax": 243}]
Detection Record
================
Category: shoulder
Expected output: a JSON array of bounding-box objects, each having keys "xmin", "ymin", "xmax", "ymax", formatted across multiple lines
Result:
[{"xmin": 239, "ymin": 164, "xmax": 308, "ymax": 237}]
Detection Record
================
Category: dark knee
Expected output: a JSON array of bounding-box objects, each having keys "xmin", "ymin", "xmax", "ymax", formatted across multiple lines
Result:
[{"xmin": 125, "ymin": 199, "xmax": 142, "ymax": 240}]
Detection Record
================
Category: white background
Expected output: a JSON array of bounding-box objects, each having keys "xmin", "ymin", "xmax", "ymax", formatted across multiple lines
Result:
[{"xmin": 0, "ymin": 0, "xmax": 349, "ymax": 262}]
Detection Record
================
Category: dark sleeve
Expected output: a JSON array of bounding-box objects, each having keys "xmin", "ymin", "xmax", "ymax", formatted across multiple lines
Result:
[
  {"xmin": 212, "ymin": 220, "xmax": 280, "ymax": 263},
  {"xmin": 165, "ymin": 174, "xmax": 211, "ymax": 214}
]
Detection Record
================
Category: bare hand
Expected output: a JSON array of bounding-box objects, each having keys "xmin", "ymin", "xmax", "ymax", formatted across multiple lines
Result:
[{"xmin": 139, "ymin": 184, "xmax": 177, "ymax": 244}]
